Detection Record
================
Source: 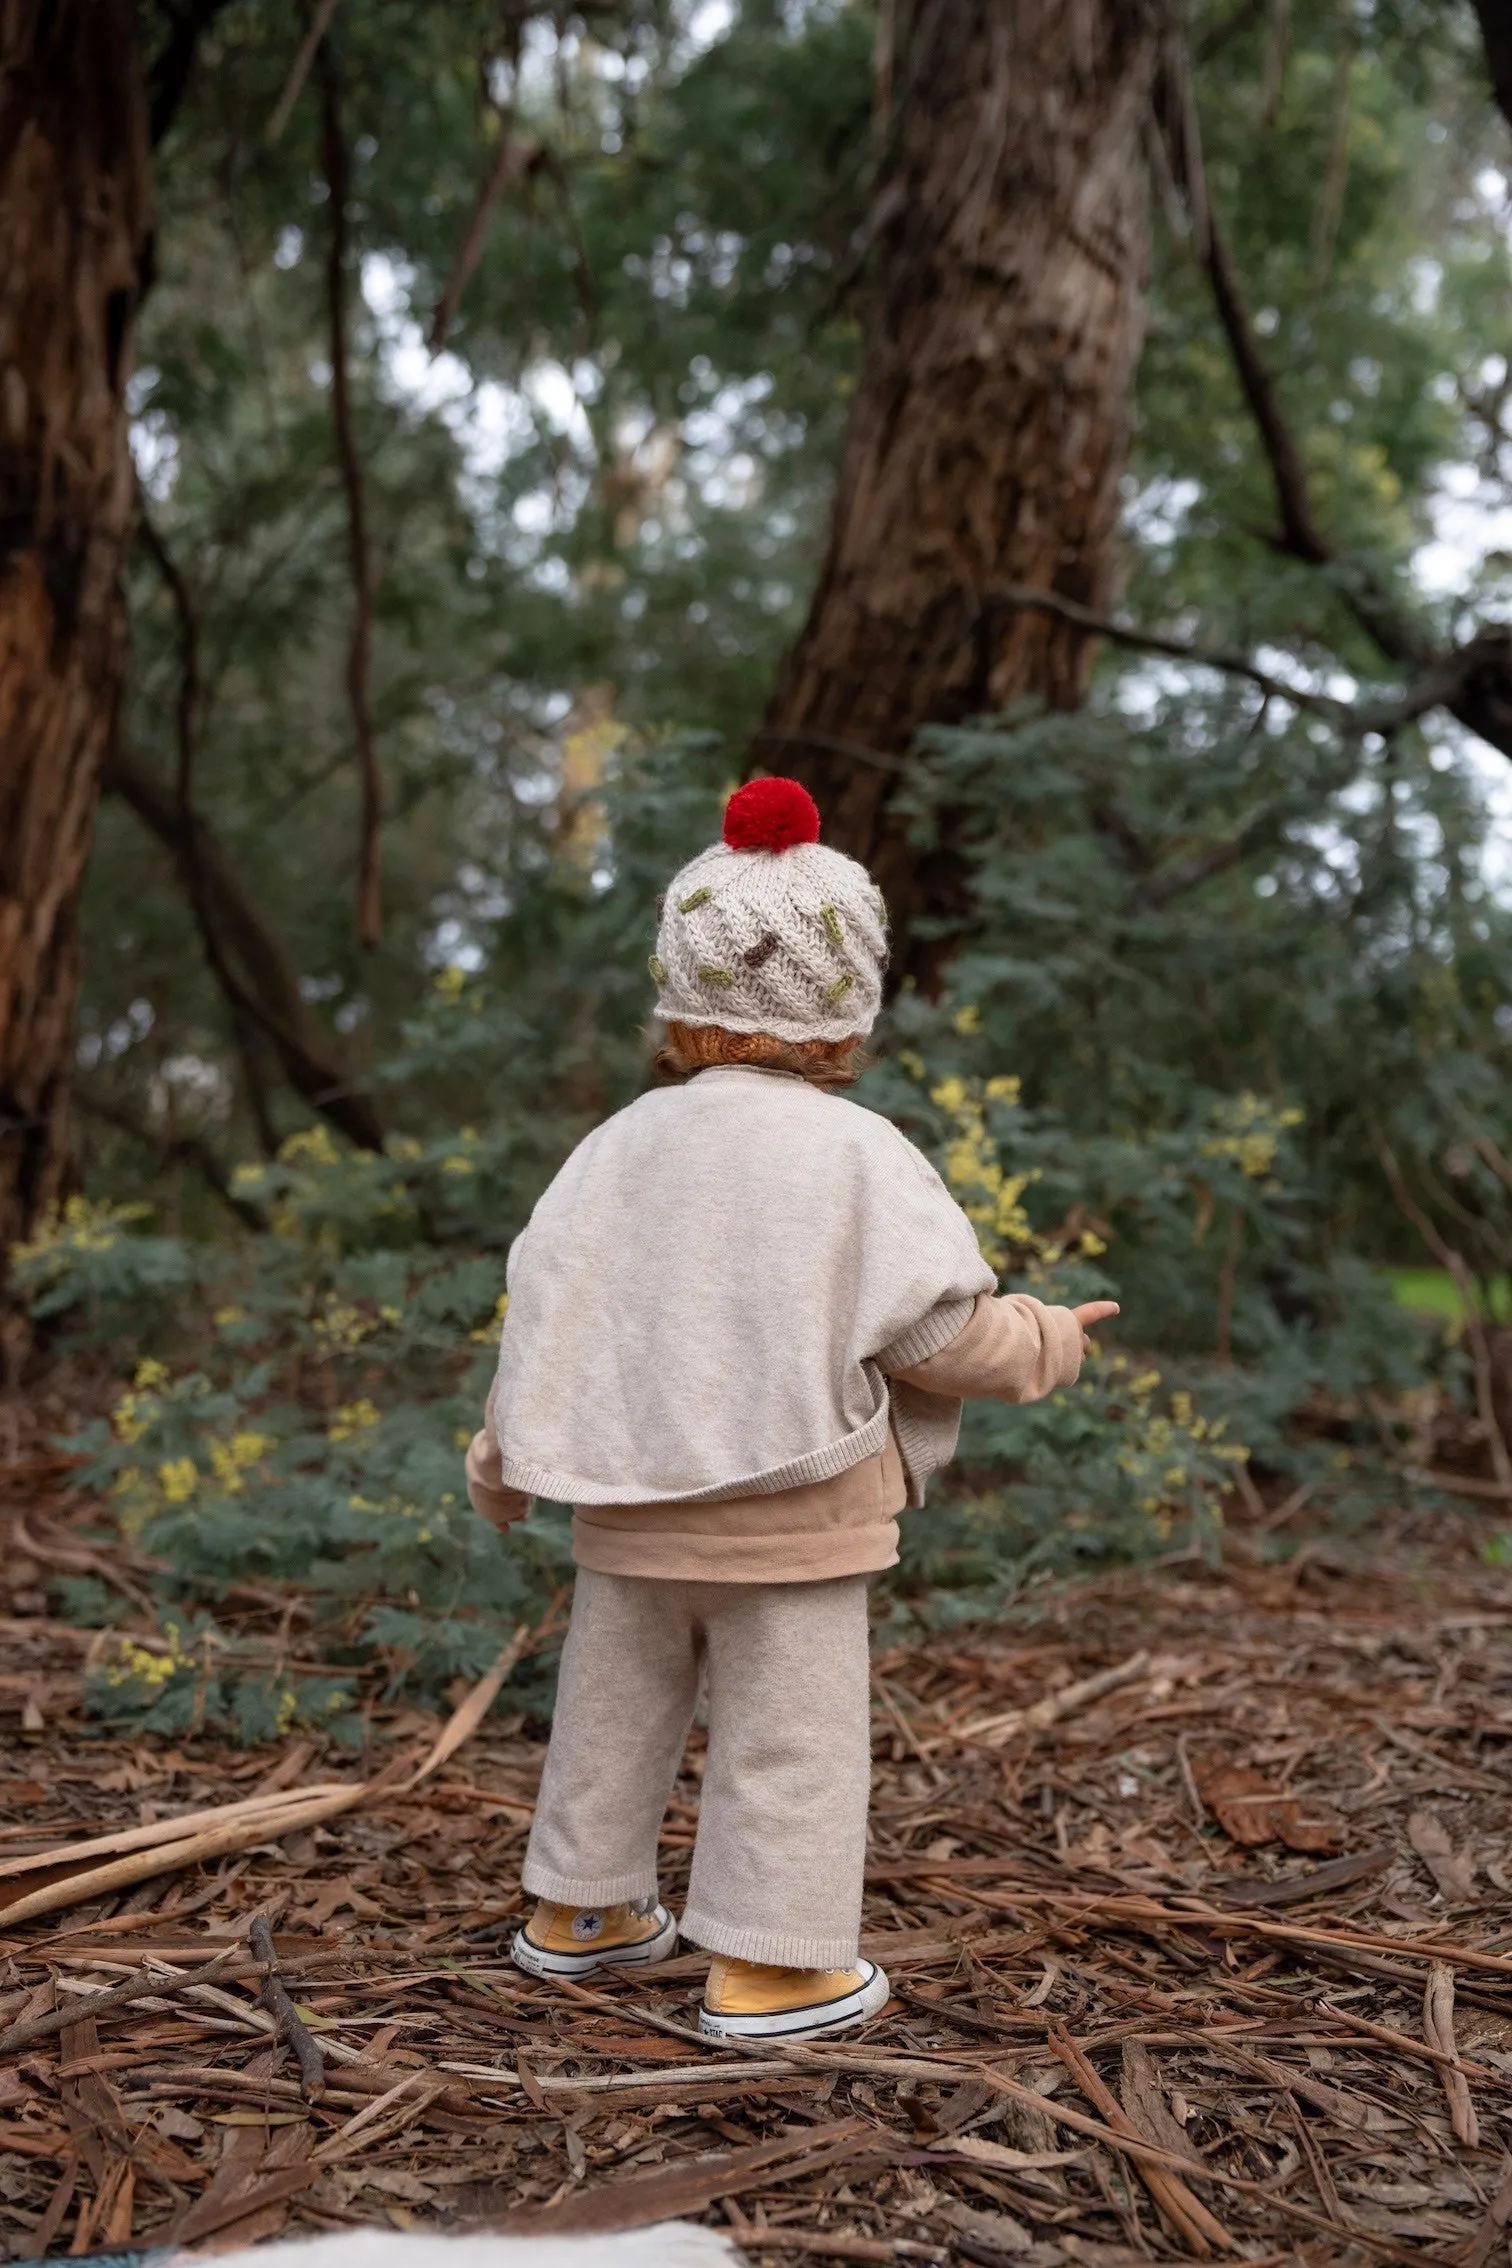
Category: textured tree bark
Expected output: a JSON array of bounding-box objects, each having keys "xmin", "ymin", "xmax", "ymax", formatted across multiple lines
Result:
[
  {"xmin": 0, "ymin": 0, "xmax": 154, "ymax": 1261},
  {"xmin": 756, "ymin": 0, "xmax": 1160, "ymax": 970}
]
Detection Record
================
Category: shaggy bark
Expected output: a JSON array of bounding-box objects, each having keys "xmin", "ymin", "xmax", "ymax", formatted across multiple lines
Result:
[
  {"xmin": 756, "ymin": 0, "xmax": 1160, "ymax": 967},
  {"xmin": 0, "ymin": 0, "xmax": 153, "ymax": 1261}
]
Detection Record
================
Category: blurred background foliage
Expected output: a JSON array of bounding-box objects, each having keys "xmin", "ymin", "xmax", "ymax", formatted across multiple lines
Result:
[{"xmin": 20, "ymin": 0, "xmax": 1512, "ymax": 1729}]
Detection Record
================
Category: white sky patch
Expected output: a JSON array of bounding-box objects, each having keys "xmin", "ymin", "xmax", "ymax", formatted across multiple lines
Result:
[
  {"xmin": 127, "ymin": 368, "xmax": 180, "ymax": 500},
  {"xmin": 362, "ymin": 254, "xmax": 609, "ymax": 560},
  {"xmin": 1123, "ymin": 475, "xmax": 1201, "ymax": 549},
  {"xmin": 1414, "ymin": 458, "xmax": 1512, "ymax": 604},
  {"xmin": 362, "ymin": 253, "xmax": 538, "ymax": 518},
  {"xmin": 672, "ymin": 0, "xmax": 735, "ymax": 66}
]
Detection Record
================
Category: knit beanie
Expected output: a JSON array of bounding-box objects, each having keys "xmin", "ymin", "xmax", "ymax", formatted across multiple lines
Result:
[{"xmin": 649, "ymin": 778, "xmax": 888, "ymax": 1042}]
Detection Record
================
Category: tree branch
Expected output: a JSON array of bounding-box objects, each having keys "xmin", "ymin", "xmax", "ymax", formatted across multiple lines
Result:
[
  {"xmin": 146, "ymin": 0, "xmax": 236, "ymax": 148},
  {"xmin": 428, "ymin": 127, "xmax": 543, "ymax": 354},
  {"xmin": 1139, "ymin": 807, "xmax": 1284, "ymax": 908},
  {"xmin": 1472, "ymin": 0, "xmax": 1512, "ymax": 140},
  {"xmin": 1375, "ymin": 1133, "xmax": 1512, "ymax": 1495},
  {"xmin": 75, "ymin": 1088, "xmax": 268, "ymax": 1232},
  {"xmin": 103, "ymin": 745, "xmax": 385, "ymax": 1153},
  {"xmin": 1154, "ymin": 33, "xmax": 1440, "ymax": 674},
  {"xmin": 1155, "ymin": 34, "xmax": 1331, "ymax": 567},
  {"xmin": 986, "ymin": 585, "xmax": 1355, "ymax": 720},
  {"xmin": 316, "ymin": 34, "xmax": 383, "ymax": 951},
  {"xmin": 989, "ymin": 592, "xmax": 1512, "ymax": 755},
  {"xmin": 265, "ymin": 0, "xmax": 344, "ymax": 143},
  {"xmin": 137, "ymin": 507, "xmax": 201, "ymax": 814}
]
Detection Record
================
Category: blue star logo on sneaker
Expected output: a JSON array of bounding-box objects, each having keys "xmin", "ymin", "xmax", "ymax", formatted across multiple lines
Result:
[{"xmin": 570, "ymin": 1909, "xmax": 605, "ymax": 1940}]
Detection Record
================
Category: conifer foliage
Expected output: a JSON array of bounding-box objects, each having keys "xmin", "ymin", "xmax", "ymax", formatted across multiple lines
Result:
[{"xmin": 7, "ymin": 0, "xmax": 1512, "ymax": 1718}]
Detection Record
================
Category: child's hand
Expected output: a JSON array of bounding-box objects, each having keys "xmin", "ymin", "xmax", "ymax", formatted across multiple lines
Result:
[{"xmin": 1073, "ymin": 1299, "xmax": 1119, "ymax": 1355}]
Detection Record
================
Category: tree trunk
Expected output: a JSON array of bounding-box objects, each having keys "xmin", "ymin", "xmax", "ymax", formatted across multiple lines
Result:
[
  {"xmin": 0, "ymin": 0, "xmax": 153, "ymax": 1261},
  {"xmin": 757, "ymin": 0, "xmax": 1159, "ymax": 972}
]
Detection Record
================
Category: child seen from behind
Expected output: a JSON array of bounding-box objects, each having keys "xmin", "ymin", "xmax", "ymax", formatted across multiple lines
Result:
[{"xmin": 466, "ymin": 778, "xmax": 1116, "ymax": 2039}]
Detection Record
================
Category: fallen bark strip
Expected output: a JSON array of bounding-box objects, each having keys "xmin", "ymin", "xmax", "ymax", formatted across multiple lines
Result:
[
  {"xmin": 581, "ymin": 1992, "xmax": 1442, "ymax": 2263},
  {"xmin": 438, "ymin": 2055, "xmax": 800, "ymax": 2095},
  {"xmin": 736, "ymin": 2235, "xmax": 942, "ymax": 2263},
  {"xmin": 932, "ymin": 1649, "xmax": 1152, "ymax": 1749},
  {"xmin": 492, "ymin": 2120, "xmax": 875, "ymax": 2237},
  {"xmin": 173, "ymin": 2161, "xmax": 320, "ymax": 2247},
  {"xmin": 1316, "ymin": 1997, "xmax": 1512, "ymax": 2090},
  {"xmin": 1024, "ymin": 1887, "xmax": 1512, "ymax": 1981},
  {"xmin": 1047, "ymin": 2017, "xmax": 1236, "ymax": 2256},
  {"xmin": 0, "ymin": 1627, "xmax": 535, "ymax": 1934},
  {"xmin": 0, "ymin": 1944, "xmax": 251, "ymax": 2056},
  {"xmin": 0, "ymin": 1783, "xmax": 358, "ymax": 1882},
  {"xmin": 0, "ymin": 1790, "xmax": 371, "ymax": 1928}
]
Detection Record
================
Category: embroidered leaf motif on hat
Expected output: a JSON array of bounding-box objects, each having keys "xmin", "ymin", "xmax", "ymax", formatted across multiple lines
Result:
[
  {"xmin": 648, "ymin": 955, "xmax": 667, "ymax": 985},
  {"xmin": 821, "ymin": 904, "xmax": 844, "ymax": 948},
  {"xmin": 827, "ymin": 972, "xmax": 855, "ymax": 1003},
  {"xmin": 743, "ymin": 931, "xmax": 779, "ymax": 968},
  {"xmin": 699, "ymin": 965, "xmax": 735, "ymax": 986},
  {"xmin": 679, "ymin": 886, "xmax": 713, "ymax": 912}
]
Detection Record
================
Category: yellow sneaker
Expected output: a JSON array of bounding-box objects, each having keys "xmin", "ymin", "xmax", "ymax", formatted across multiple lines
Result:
[
  {"xmin": 699, "ymin": 1954, "xmax": 890, "ymax": 2041},
  {"xmin": 511, "ymin": 1896, "xmax": 678, "ymax": 1979}
]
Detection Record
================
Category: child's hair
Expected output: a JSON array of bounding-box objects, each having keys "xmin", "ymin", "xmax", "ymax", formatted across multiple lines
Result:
[{"xmin": 653, "ymin": 1020, "xmax": 867, "ymax": 1089}]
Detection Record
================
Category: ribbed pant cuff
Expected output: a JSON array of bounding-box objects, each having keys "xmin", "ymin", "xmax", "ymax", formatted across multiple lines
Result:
[
  {"xmin": 520, "ymin": 1860, "xmax": 660, "ymax": 1906},
  {"xmin": 679, "ymin": 1906, "xmax": 858, "ymax": 1970}
]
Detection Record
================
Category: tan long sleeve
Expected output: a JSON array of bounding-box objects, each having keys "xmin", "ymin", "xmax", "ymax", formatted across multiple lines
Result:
[{"xmin": 884, "ymin": 1290, "xmax": 1082, "ymax": 1403}]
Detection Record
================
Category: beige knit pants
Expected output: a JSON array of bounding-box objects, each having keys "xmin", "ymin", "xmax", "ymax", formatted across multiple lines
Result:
[{"xmin": 521, "ymin": 1569, "xmax": 872, "ymax": 1969}]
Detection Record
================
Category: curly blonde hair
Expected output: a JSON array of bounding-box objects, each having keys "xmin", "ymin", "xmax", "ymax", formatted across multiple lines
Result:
[{"xmin": 653, "ymin": 1020, "xmax": 867, "ymax": 1090}]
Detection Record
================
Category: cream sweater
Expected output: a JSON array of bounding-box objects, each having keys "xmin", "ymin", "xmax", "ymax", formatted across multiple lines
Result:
[{"xmin": 470, "ymin": 1065, "xmax": 1085, "ymax": 1578}]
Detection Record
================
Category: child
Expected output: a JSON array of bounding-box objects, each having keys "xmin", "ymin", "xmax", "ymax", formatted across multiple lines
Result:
[{"xmin": 465, "ymin": 778, "xmax": 1115, "ymax": 2041}]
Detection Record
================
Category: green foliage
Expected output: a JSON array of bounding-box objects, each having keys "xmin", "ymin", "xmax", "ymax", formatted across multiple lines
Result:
[{"xmin": 21, "ymin": 0, "xmax": 1512, "ymax": 1726}]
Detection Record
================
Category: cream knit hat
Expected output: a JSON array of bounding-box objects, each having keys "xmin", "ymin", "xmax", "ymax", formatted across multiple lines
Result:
[{"xmin": 649, "ymin": 778, "xmax": 888, "ymax": 1042}]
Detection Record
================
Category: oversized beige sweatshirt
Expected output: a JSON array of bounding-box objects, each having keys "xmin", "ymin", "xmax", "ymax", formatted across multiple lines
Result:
[{"xmin": 466, "ymin": 1064, "xmax": 1085, "ymax": 1581}]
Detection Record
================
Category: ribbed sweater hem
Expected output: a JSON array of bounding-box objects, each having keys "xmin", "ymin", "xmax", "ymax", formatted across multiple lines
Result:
[
  {"xmin": 498, "ymin": 1400, "xmax": 893, "ymax": 1507},
  {"xmin": 680, "ymin": 1909, "xmax": 859, "ymax": 1970},
  {"xmin": 520, "ymin": 1859, "xmax": 660, "ymax": 1906}
]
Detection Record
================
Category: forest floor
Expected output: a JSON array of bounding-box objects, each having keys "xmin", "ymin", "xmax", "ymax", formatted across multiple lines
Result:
[{"xmin": 1, "ymin": 1451, "xmax": 1511, "ymax": 2265}]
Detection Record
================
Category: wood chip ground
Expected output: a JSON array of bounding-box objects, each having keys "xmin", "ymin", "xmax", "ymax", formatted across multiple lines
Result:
[{"xmin": 3, "ymin": 1462, "xmax": 1512, "ymax": 2263}]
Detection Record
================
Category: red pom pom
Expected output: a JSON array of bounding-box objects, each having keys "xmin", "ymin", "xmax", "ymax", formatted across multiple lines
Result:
[{"xmin": 723, "ymin": 776, "xmax": 821, "ymax": 853}]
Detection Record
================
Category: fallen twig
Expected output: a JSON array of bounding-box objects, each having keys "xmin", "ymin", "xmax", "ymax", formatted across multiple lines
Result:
[
  {"xmin": 934, "ymin": 1649, "xmax": 1152, "ymax": 1749},
  {"xmin": 0, "ymin": 1943, "xmax": 246, "ymax": 2057},
  {"xmin": 1424, "ymin": 1959, "xmax": 1479, "ymax": 2147},
  {"xmin": 249, "ymin": 1911, "xmax": 325, "ymax": 2102}
]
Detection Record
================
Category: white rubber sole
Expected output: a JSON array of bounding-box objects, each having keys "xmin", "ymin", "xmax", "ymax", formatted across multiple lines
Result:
[
  {"xmin": 698, "ymin": 1959, "xmax": 891, "ymax": 2041},
  {"xmin": 510, "ymin": 1904, "xmax": 679, "ymax": 1979}
]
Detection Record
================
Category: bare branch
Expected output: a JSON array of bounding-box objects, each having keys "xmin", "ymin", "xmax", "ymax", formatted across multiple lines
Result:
[
  {"xmin": 316, "ymin": 35, "xmax": 383, "ymax": 950},
  {"xmin": 103, "ymin": 745, "xmax": 385, "ymax": 1153},
  {"xmin": 1154, "ymin": 33, "xmax": 1442, "ymax": 677},
  {"xmin": 428, "ymin": 132, "xmax": 543, "ymax": 355},
  {"xmin": 1155, "ymin": 37, "xmax": 1331, "ymax": 567},
  {"xmin": 1139, "ymin": 809, "xmax": 1283, "ymax": 908},
  {"xmin": 265, "ymin": 0, "xmax": 343, "ymax": 143},
  {"xmin": 147, "ymin": 0, "xmax": 235, "ymax": 148},
  {"xmin": 1472, "ymin": 0, "xmax": 1512, "ymax": 140},
  {"xmin": 989, "ymin": 592, "xmax": 1512, "ymax": 754},
  {"xmin": 1376, "ymin": 1134, "xmax": 1512, "ymax": 1494},
  {"xmin": 987, "ymin": 584, "xmax": 1354, "ymax": 721},
  {"xmin": 137, "ymin": 507, "xmax": 200, "ymax": 814},
  {"xmin": 75, "ymin": 1088, "xmax": 268, "ymax": 1233}
]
